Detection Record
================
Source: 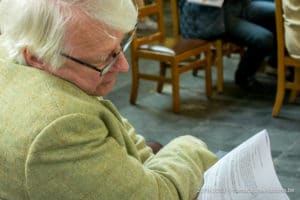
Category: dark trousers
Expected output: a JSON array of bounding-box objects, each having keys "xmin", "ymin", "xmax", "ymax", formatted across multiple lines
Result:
[{"xmin": 224, "ymin": 1, "xmax": 276, "ymax": 83}]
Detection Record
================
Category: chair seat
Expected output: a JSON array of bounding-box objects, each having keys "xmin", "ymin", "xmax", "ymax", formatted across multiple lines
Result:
[
  {"xmin": 130, "ymin": 0, "xmax": 213, "ymax": 112},
  {"xmin": 139, "ymin": 37, "xmax": 211, "ymax": 56}
]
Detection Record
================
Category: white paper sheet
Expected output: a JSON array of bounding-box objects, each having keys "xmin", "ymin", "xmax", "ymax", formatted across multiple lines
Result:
[
  {"xmin": 198, "ymin": 130, "xmax": 290, "ymax": 200},
  {"xmin": 187, "ymin": 0, "xmax": 224, "ymax": 7}
]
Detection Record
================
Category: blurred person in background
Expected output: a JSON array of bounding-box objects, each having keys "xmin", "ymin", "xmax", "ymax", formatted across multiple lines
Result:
[{"xmin": 179, "ymin": 0, "xmax": 276, "ymax": 91}]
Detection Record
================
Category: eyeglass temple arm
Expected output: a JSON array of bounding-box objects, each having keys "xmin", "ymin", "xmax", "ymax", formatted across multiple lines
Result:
[{"xmin": 60, "ymin": 53, "xmax": 104, "ymax": 73}]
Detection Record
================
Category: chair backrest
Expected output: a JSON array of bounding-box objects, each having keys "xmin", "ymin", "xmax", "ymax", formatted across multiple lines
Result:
[
  {"xmin": 275, "ymin": 0, "xmax": 285, "ymax": 59},
  {"xmin": 170, "ymin": 0, "xmax": 181, "ymax": 38},
  {"xmin": 132, "ymin": 0, "xmax": 166, "ymax": 49}
]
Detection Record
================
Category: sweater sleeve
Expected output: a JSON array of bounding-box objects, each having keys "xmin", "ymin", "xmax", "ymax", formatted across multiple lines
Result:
[
  {"xmin": 25, "ymin": 113, "xmax": 217, "ymax": 200},
  {"xmin": 121, "ymin": 116, "xmax": 154, "ymax": 163}
]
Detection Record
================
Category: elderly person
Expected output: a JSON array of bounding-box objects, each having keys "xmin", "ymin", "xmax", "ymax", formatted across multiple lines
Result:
[
  {"xmin": 0, "ymin": 0, "xmax": 217, "ymax": 199},
  {"xmin": 283, "ymin": 0, "xmax": 300, "ymax": 61},
  {"xmin": 179, "ymin": 0, "xmax": 276, "ymax": 91}
]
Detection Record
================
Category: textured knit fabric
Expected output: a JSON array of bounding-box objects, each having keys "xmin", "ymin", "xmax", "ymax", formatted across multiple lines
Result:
[
  {"xmin": 178, "ymin": 0, "xmax": 247, "ymax": 40},
  {"xmin": 283, "ymin": 0, "xmax": 300, "ymax": 60},
  {"xmin": 0, "ymin": 39, "xmax": 217, "ymax": 200}
]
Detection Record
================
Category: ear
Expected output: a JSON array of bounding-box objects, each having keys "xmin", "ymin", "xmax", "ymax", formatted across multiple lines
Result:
[{"xmin": 22, "ymin": 48, "xmax": 45, "ymax": 70}]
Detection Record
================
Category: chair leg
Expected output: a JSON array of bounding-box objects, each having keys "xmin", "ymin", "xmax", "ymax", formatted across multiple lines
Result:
[
  {"xmin": 290, "ymin": 90, "xmax": 300, "ymax": 103},
  {"xmin": 272, "ymin": 87, "xmax": 285, "ymax": 117},
  {"xmin": 130, "ymin": 57, "xmax": 140, "ymax": 104},
  {"xmin": 171, "ymin": 63, "xmax": 180, "ymax": 113},
  {"xmin": 272, "ymin": 64, "xmax": 286, "ymax": 117},
  {"xmin": 289, "ymin": 67, "xmax": 300, "ymax": 103},
  {"xmin": 192, "ymin": 68, "xmax": 198, "ymax": 76},
  {"xmin": 205, "ymin": 50, "xmax": 213, "ymax": 98},
  {"xmin": 157, "ymin": 62, "xmax": 167, "ymax": 93},
  {"xmin": 192, "ymin": 55, "xmax": 203, "ymax": 76},
  {"xmin": 215, "ymin": 40, "xmax": 224, "ymax": 93}
]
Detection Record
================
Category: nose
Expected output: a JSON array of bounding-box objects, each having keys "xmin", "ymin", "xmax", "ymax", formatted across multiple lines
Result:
[{"xmin": 113, "ymin": 53, "xmax": 130, "ymax": 73}]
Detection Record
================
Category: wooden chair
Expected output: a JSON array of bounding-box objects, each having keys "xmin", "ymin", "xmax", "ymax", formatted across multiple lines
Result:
[
  {"xmin": 172, "ymin": 1, "xmax": 244, "ymax": 94},
  {"xmin": 130, "ymin": 0, "xmax": 213, "ymax": 113},
  {"xmin": 272, "ymin": 0, "xmax": 300, "ymax": 117},
  {"xmin": 210, "ymin": 40, "xmax": 244, "ymax": 93}
]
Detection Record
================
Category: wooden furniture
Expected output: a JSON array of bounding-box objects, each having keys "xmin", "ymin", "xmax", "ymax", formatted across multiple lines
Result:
[
  {"xmin": 130, "ymin": 0, "xmax": 213, "ymax": 113},
  {"xmin": 210, "ymin": 40, "xmax": 244, "ymax": 93},
  {"xmin": 272, "ymin": 0, "xmax": 300, "ymax": 117}
]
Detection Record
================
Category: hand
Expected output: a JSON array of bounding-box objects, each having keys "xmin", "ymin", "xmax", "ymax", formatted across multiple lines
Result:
[{"xmin": 146, "ymin": 141, "xmax": 163, "ymax": 154}]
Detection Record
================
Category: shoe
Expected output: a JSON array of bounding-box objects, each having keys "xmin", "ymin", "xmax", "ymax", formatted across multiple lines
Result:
[
  {"xmin": 235, "ymin": 76, "xmax": 277, "ymax": 94},
  {"xmin": 146, "ymin": 140, "xmax": 163, "ymax": 154},
  {"xmin": 265, "ymin": 65, "xmax": 294, "ymax": 82},
  {"xmin": 235, "ymin": 76, "xmax": 264, "ymax": 92},
  {"xmin": 137, "ymin": 18, "xmax": 158, "ymax": 30},
  {"xmin": 265, "ymin": 65, "xmax": 277, "ymax": 76}
]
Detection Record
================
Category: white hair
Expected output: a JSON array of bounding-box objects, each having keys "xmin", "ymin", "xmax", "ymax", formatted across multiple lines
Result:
[{"xmin": 0, "ymin": 0, "xmax": 137, "ymax": 68}]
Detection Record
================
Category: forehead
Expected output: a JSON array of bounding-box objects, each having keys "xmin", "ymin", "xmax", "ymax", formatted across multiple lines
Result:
[{"xmin": 63, "ymin": 12, "xmax": 124, "ymax": 55}]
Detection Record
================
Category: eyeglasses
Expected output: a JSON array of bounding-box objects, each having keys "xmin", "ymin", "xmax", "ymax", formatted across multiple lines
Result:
[{"xmin": 61, "ymin": 25, "xmax": 136, "ymax": 76}]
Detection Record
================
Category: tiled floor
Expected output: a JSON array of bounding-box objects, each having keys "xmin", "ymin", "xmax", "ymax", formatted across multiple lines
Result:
[
  {"xmin": 108, "ymin": 53, "xmax": 299, "ymax": 199},
  {"xmin": 107, "ymin": 2, "xmax": 299, "ymax": 199},
  {"xmin": 108, "ymin": 54, "xmax": 300, "ymax": 200}
]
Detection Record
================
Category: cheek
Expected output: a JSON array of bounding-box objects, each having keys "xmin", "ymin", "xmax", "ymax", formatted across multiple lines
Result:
[
  {"xmin": 91, "ymin": 75, "xmax": 116, "ymax": 96},
  {"xmin": 87, "ymin": 73, "xmax": 103, "ymax": 86},
  {"xmin": 77, "ymin": 70, "xmax": 104, "ymax": 92},
  {"xmin": 97, "ymin": 80, "xmax": 116, "ymax": 96}
]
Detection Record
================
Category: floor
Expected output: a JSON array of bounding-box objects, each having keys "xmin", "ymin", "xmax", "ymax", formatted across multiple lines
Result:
[
  {"xmin": 108, "ymin": 54, "xmax": 299, "ymax": 199},
  {"xmin": 107, "ymin": 3, "xmax": 299, "ymax": 199}
]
